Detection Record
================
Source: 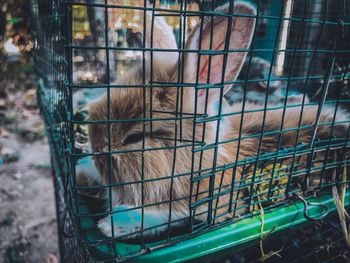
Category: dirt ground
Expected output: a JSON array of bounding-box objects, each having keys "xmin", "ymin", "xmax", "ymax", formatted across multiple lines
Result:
[{"xmin": 0, "ymin": 59, "xmax": 59, "ymax": 263}]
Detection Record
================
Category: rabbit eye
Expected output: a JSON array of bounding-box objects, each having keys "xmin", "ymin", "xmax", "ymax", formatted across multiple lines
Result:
[{"xmin": 123, "ymin": 132, "xmax": 145, "ymax": 145}]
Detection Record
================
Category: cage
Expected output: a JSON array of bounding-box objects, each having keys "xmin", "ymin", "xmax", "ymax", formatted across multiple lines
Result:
[{"xmin": 30, "ymin": 0, "xmax": 350, "ymax": 262}]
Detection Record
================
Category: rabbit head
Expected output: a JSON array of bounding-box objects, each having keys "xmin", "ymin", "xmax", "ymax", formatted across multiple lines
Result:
[{"xmin": 88, "ymin": 2, "xmax": 256, "ymax": 228}]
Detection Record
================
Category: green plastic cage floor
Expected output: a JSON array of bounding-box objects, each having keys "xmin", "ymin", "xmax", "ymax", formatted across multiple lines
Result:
[{"xmin": 78, "ymin": 188, "xmax": 350, "ymax": 262}]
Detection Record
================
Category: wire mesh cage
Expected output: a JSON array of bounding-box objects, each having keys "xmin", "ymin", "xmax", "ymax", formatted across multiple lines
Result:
[{"xmin": 31, "ymin": 0, "xmax": 350, "ymax": 262}]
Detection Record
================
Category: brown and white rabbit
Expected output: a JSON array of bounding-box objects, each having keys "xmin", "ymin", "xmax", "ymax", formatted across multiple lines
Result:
[{"xmin": 88, "ymin": 2, "xmax": 349, "ymax": 238}]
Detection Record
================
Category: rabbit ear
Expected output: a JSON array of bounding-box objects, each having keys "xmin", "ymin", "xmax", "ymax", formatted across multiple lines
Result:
[
  {"xmin": 146, "ymin": 14, "xmax": 178, "ymax": 70},
  {"xmin": 183, "ymin": 2, "xmax": 256, "ymax": 112}
]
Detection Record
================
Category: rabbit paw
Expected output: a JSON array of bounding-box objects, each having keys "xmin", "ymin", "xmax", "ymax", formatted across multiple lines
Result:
[
  {"xmin": 98, "ymin": 216, "xmax": 141, "ymax": 238},
  {"xmin": 97, "ymin": 216, "xmax": 113, "ymax": 237}
]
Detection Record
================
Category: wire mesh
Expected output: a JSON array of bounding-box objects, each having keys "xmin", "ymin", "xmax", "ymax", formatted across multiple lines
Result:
[{"xmin": 31, "ymin": 0, "xmax": 350, "ymax": 261}]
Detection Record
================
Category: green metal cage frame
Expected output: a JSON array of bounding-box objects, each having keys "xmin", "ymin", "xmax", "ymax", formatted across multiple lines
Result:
[{"xmin": 31, "ymin": 0, "xmax": 350, "ymax": 262}]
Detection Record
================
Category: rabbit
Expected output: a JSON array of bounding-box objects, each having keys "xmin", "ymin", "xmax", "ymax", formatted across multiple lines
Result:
[{"xmin": 88, "ymin": 2, "xmax": 349, "ymax": 238}]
